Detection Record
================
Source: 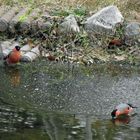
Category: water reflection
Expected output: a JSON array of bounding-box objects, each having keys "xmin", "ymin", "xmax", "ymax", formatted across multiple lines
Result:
[
  {"xmin": 5, "ymin": 67, "xmax": 21, "ymax": 87},
  {"xmin": 0, "ymin": 104, "xmax": 42, "ymax": 132},
  {"xmin": 112, "ymin": 116, "xmax": 131, "ymax": 125}
]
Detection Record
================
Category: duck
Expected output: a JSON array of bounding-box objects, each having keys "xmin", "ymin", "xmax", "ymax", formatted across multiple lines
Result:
[
  {"xmin": 109, "ymin": 39, "xmax": 122, "ymax": 46},
  {"xmin": 111, "ymin": 103, "xmax": 137, "ymax": 119},
  {"xmin": 4, "ymin": 46, "xmax": 21, "ymax": 65}
]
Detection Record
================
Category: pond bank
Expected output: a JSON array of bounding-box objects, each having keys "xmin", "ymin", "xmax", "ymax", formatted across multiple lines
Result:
[{"xmin": 0, "ymin": 4, "xmax": 139, "ymax": 65}]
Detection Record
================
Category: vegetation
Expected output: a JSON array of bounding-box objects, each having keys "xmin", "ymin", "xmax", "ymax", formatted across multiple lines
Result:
[
  {"xmin": 0, "ymin": 0, "xmax": 139, "ymax": 65},
  {"xmin": 0, "ymin": 0, "xmax": 139, "ymax": 13}
]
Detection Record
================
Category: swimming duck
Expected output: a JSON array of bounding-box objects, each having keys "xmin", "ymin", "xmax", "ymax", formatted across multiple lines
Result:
[
  {"xmin": 4, "ymin": 46, "xmax": 21, "ymax": 65},
  {"xmin": 111, "ymin": 103, "xmax": 137, "ymax": 119}
]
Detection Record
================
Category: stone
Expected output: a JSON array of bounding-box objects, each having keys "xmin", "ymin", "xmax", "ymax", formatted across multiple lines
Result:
[
  {"xmin": 59, "ymin": 14, "xmax": 80, "ymax": 33},
  {"xmin": 85, "ymin": 5, "xmax": 124, "ymax": 35},
  {"xmin": 21, "ymin": 46, "xmax": 40, "ymax": 62},
  {"xmin": 40, "ymin": 21, "xmax": 52, "ymax": 31},
  {"xmin": 125, "ymin": 22, "xmax": 140, "ymax": 45},
  {"xmin": 125, "ymin": 22, "xmax": 140, "ymax": 37}
]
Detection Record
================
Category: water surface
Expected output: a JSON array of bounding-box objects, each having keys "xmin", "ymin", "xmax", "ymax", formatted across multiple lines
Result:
[{"xmin": 0, "ymin": 60, "xmax": 140, "ymax": 140}]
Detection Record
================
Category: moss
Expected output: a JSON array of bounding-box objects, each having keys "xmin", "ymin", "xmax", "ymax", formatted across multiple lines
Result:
[{"xmin": 18, "ymin": 8, "xmax": 32, "ymax": 22}]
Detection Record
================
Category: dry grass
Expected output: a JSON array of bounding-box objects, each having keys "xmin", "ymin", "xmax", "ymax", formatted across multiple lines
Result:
[
  {"xmin": 0, "ymin": 0, "xmax": 139, "ymax": 20},
  {"xmin": 0, "ymin": 0, "xmax": 139, "ymax": 11}
]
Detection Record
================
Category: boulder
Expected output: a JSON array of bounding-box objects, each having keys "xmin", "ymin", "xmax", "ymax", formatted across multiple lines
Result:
[
  {"xmin": 85, "ymin": 5, "xmax": 124, "ymax": 35},
  {"xmin": 59, "ymin": 14, "xmax": 80, "ymax": 33},
  {"xmin": 125, "ymin": 22, "xmax": 140, "ymax": 45}
]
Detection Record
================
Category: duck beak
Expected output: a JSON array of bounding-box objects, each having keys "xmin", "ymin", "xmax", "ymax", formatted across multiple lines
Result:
[
  {"xmin": 127, "ymin": 104, "xmax": 138, "ymax": 108},
  {"xmin": 132, "ymin": 106, "xmax": 137, "ymax": 108}
]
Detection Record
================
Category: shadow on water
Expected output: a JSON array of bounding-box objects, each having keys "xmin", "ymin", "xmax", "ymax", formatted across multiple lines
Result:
[{"xmin": 1, "ymin": 60, "xmax": 140, "ymax": 139}]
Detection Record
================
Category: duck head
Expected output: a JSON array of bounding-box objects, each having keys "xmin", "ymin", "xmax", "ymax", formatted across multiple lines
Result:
[
  {"xmin": 127, "ymin": 103, "xmax": 137, "ymax": 108},
  {"xmin": 15, "ymin": 46, "xmax": 21, "ymax": 51}
]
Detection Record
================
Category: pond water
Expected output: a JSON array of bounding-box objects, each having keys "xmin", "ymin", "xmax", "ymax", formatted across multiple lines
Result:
[{"xmin": 0, "ymin": 60, "xmax": 140, "ymax": 140}]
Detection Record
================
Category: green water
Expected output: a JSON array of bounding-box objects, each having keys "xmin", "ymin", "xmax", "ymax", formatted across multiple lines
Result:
[{"xmin": 0, "ymin": 60, "xmax": 140, "ymax": 140}]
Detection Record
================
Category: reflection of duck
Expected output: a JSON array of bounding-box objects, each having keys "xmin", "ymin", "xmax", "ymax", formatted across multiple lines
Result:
[
  {"xmin": 10, "ymin": 69, "xmax": 21, "ymax": 87},
  {"xmin": 5, "ymin": 68, "xmax": 21, "ymax": 87},
  {"xmin": 112, "ymin": 115, "xmax": 131, "ymax": 125},
  {"xmin": 111, "ymin": 103, "xmax": 137, "ymax": 119},
  {"xmin": 4, "ymin": 46, "xmax": 21, "ymax": 65}
]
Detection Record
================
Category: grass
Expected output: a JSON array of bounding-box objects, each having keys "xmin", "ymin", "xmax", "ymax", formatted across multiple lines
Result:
[
  {"xmin": 0, "ymin": 0, "xmax": 139, "ymax": 14},
  {"xmin": 0, "ymin": 0, "xmax": 139, "ymax": 65},
  {"xmin": 0, "ymin": 0, "xmax": 139, "ymax": 22}
]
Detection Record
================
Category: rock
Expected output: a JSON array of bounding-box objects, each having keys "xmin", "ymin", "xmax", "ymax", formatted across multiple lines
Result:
[
  {"xmin": 125, "ymin": 22, "xmax": 140, "ymax": 37},
  {"xmin": 21, "ymin": 46, "xmax": 40, "ymax": 62},
  {"xmin": 2, "ymin": 42, "xmax": 19, "ymax": 57},
  {"xmin": 21, "ymin": 44, "xmax": 32, "ymax": 54},
  {"xmin": 125, "ymin": 22, "xmax": 140, "ymax": 45},
  {"xmin": 20, "ymin": 8, "xmax": 41, "ymax": 33},
  {"xmin": 0, "ymin": 41, "xmax": 12, "ymax": 59},
  {"xmin": 1, "ymin": 41, "xmax": 12, "ymax": 50},
  {"xmin": 85, "ymin": 5, "xmax": 124, "ymax": 35},
  {"xmin": 9, "ymin": 8, "xmax": 29, "ymax": 33},
  {"xmin": 0, "ymin": 7, "xmax": 18, "ymax": 31},
  {"xmin": 39, "ymin": 21, "xmax": 52, "ymax": 31},
  {"xmin": 59, "ymin": 14, "xmax": 80, "ymax": 33}
]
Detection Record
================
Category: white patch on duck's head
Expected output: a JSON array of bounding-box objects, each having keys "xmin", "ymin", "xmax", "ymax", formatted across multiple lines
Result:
[{"xmin": 116, "ymin": 103, "xmax": 130, "ymax": 112}]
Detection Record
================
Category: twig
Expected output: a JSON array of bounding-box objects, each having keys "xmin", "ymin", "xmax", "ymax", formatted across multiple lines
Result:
[{"xmin": 79, "ymin": 0, "xmax": 88, "ymax": 7}]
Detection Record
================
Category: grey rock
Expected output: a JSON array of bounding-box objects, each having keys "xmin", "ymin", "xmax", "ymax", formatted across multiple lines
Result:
[
  {"xmin": 125, "ymin": 22, "xmax": 140, "ymax": 45},
  {"xmin": 20, "ymin": 56, "xmax": 31, "ymax": 62},
  {"xmin": 21, "ymin": 46, "xmax": 40, "ymax": 62},
  {"xmin": 85, "ymin": 5, "xmax": 124, "ymax": 35},
  {"xmin": 125, "ymin": 22, "xmax": 140, "ymax": 37},
  {"xmin": 59, "ymin": 14, "xmax": 80, "ymax": 33},
  {"xmin": 40, "ymin": 21, "xmax": 52, "ymax": 31}
]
